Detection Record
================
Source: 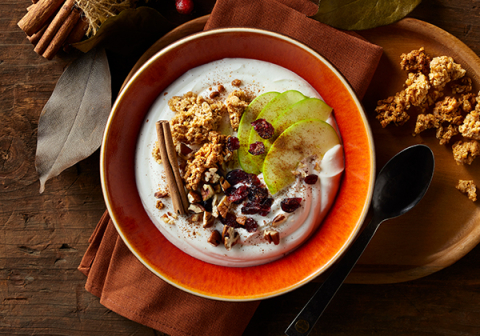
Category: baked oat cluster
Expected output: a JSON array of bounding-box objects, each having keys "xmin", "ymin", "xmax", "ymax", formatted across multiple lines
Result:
[{"xmin": 376, "ymin": 47, "xmax": 479, "ymax": 201}]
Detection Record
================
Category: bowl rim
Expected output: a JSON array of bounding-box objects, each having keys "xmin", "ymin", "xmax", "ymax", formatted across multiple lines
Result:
[{"xmin": 100, "ymin": 27, "xmax": 375, "ymax": 301}]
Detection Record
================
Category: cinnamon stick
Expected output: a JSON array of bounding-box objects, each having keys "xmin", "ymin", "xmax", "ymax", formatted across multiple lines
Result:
[
  {"xmin": 34, "ymin": 0, "xmax": 76, "ymax": 55},
  {"xmin": 27, "ymin": 23, "xmax": 48, "ymax": 45},
  {"xmin": 161, "ymin": 121, "xmax": 189, "ymax": 212},
  {"xmin": 18, "ymin": 0, "xmax": 65, "ymax": 36},
  {"xmin": 156, "ymin": 122, "xmax": 187, "ymax": 216},
  {"xmin": 63, "ymin": 17, "xmax": 88, "ymax": 52},
  {"xmin": 43, "ymin": 7, "xmax": 80, "ymax": 60}
]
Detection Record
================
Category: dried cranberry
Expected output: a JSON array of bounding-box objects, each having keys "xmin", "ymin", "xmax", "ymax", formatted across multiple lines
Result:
[
  {"xmin": 248, "ymin": 142, "xmax": 265, "ymax": 155},
  {"xmin": 219, "ymin": 212, "xmax": 238, "ymax": 227},
  {"xmin": 247, "ymin": 185, "xmax": 268, "ymax": 204},
  {"xmin": 304, "ymin": 174, "xmax": 319, "ymax": 185},
  {"xmin": 281, "ymin": 198, "xmax": 302, "ymax": 213},
  {"xmin": 247, "ymin": 173, "xmax": 261, "ymax": 186},
  {"xmin": 226, "ymin": 169, "xmax": 249, "ymax": 185},
  {"xmin": 251, "ymin": 119, "xmax": 274, "ymax": 139},
  {"xmin": 225, "ymin": 185, "xmax": 248, "ymax": 204},
  {"xmin": 241, "ymin": 202, "xmax": 262, "ymax": 215},
  {"xmin": 227, "ymin": 136, "xmax": 240, "ymax": 151},
  {"xmin": 244, "ymin": 218, "xmax": 258, "ymax": 232}
]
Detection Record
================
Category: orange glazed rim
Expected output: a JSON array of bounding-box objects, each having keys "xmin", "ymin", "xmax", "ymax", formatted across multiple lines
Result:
[{"xmin": 100, "ymin": 28, "xmax": 375, "ymax": 301}]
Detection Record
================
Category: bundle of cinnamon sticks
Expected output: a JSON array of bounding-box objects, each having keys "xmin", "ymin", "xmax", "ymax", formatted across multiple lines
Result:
[
  {"xmin": 155, "ymin": 121, "xmax": 189, "ymax": 216},
  {"xmin": 18, "ymin": 0, "xmax": 88, "ymax": 60}
]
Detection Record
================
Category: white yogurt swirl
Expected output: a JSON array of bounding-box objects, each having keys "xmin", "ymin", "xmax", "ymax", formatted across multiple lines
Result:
[{"xmin": 135, "ymin": 58, "xmax": 344, "ymax": 267}]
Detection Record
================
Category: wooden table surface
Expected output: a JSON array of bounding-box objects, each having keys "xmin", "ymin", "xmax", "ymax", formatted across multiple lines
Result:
[{"xmin": 2, "ymin": 1, "xmax": 480, "ymax": 335}]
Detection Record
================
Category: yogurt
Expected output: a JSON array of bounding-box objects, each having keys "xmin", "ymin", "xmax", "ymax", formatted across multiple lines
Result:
[{"xmin": 135, "ymin": 58, "xmax": 344, "ymax": 267}]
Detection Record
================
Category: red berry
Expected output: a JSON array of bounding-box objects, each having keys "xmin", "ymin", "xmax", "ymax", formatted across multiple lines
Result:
[
  {"xmin": 226, "ymin": 169, "xmax": 249, "ymax": 185},
  {"xmin": 304, "ymin": 174, "xmax": 319, "ymax": 185},
  {"xmin": 176, "ymin": 0, "xmax": 194, "ymax": 14},
  {"xmin": 251, "ymin": 119, "xmax": 274, "ymax": 139},
  {"xmin": 248, "ymin": 141, "xmax": 265, "ymax": 155},
  {"xmin": 227, "ymin": 136, "xmax": 240, "ymax": 151},
  {"xmin": 281, "ymin": 198, "xmax": 302, "ymax": 213}
]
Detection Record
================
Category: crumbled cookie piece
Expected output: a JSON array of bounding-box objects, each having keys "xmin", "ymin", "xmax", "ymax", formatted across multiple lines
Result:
[
  {"xmin": 413, "ymin": 113, "xmax": 436, "ymax": 136},
  {"xmin": 452, "ymin": 139, "xmax": 480, "ymax": 165},
  {"xmin": 183, "ymin": 132, "xmax": 232, "ymax": 190},
  {"xmin": 451, "ymin": 76, "xmax": 473, "ymax": 94},
  {"xmin": 459, "ymin": 110, "xmax": 480, "ymax": 140},
  {"xmin": 456, "ymin": 180, "xmax": 477, "ymax": 201},
  {"xmin": 429, "ymin": 56, "xmax": 466, "ymax": 90},
  {"xmin": 225, "ymin": 90, "xmax": 250, "ymax": 131},
  {"xmin": 375, "ymin": 90, "xmax": 410, "ymax": 127},
  {"xmin": 400, "ymin": 47, "xmax": 432, "ymax": 74},
  {"xmin": 169, "ymin": 92, "xmax": 226, "ymax": 145},
  {"xmin": 404, "ymin": 72, "xmax": 431, "ymax": 107}
]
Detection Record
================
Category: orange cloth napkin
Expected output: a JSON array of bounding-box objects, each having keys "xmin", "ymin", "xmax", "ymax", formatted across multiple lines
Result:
[{"xmin": 79, "ymin": 1, "xmax": 382, "ymax": 336}]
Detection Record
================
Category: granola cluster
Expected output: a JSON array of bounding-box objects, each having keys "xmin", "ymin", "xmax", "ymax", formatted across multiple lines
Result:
[
  {"xmin": 225, "ymin": 89, "xmax": 251, "ymax": 131},
  {"xmin": 376, "ymin": 47, "xmax": 479, "ymax": 201},
  {"xmin": 456, "ymin": 180, "xmax": 477, "ymax": 201}
]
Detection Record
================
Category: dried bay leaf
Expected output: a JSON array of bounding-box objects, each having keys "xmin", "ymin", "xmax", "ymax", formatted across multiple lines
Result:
[
  {"xmin": 312, "ymin": 0, "xmax": 422, "ymax": 30},
  {"xmin": 35, "ymin": 47, "xmax": 111, "ymax": 193}
]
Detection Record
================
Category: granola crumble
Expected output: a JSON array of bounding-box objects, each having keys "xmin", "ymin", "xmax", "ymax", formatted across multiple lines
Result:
[
  {"xmin": 456, "ymin": 180, "xmax": 477, "ymax": 201},
  {"xmin": 452, "ymin": 139, "xmax": 480, "ymax": 165},
  {"xmin": 459, "ymin": 109, "xmax": 480, "ymax": 140},
  {"xmin": 375, "ymin": 90, "xmax": 411, "ymax": 127},
  {"xmin": 451, "ymin": 77, "xmax": 473, "ymax": 94},
  {"xmin": 429, "ymin": 56, "xmax": 466, "ymax": 90},
  {"xmin": 400, "ymin": 47, "xmax": 431, "ymax": 74},
  {"xmin": 168, "ymin": 92, "xmax": 226, "ymax": 145},
  {"xmin": 413, "ymin": 113, "xmax": 436, "ymax": 136},
  {"xmin": 225, "ymin": 90, "xmax": 250, "ymax": 131}
]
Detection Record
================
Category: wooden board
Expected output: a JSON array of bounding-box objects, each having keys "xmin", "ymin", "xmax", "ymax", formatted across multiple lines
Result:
[{"xmin": 124, "ymin": 16, "xmax": 480, "ymax": 285}]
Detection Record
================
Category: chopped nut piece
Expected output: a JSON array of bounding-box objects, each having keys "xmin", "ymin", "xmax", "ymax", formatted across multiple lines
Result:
[
  {"xmin": 225, "ymin": 90, "xmax": 249, "ymax": 131},
  {"xmin": 218, "ymin": 85, "xmax": 225, "ymax": 92},
  {"xmin": 154, "ymin": 189, "xmax": 169, "ymax": 198},
  {"xmin": 176, "ymin": 142, "xmax": 193, "ymax": 160},
  {"xmin": 191, "ymin": 213, "xmax": 203, "ymax": 223},
  {"xmin": 169, "ymin": 92, "xmax": 226, "ymax": 145},
  {"xmin": 459, "ymin": 110, "xmax": 480, "ymax": 140},
  {"xmin": 209, "ymin": 91, "xmax": 220, "ymax": 99},
  {"xmin": 187, "ymin": 191, "xmax": 202, "ymax": 204},
  {"xmin": 400, "ymin": 47, "xmax": 431, "ymax": 74},
  {"xmin": 217, "ymin": 195, "xmax": 231, "ymax": 218},
  {"xmin": 212, "ymin": 194, "xmax": 220, "ymax": 218},
  {"xmin": 452, "ymin": 140, "xmax": 480, "ymax": 165},
  {"xmin": 213, "ymin": 184, "xmax": 222, "ymax": 194},
  {"xmin": 222, "ymin": 225, "xmax": 240, "ymax": 250},
  {"xmin": 264, "ymin": 230, "xmax": 280, "ymax": 245},
  {"xmin": 208, "ymin": 230, "xmax": 222, "ymax": 246},
  {"xmin": 231, "ymin": 79, "xmax": 242, "ymax": 86},
  {"xmin": 156, "ymin": 200, "xmax": 165, "ymax": 210},
  {"xmin": 456, "ymin": 180, "xmax": 477, "ymax": 201},
  {"xmin": 188, "ymin": 203, "xmax": 205, "ymax": 213},
  {"xmin": 161, "ymin": 213, "xmax": 175, "ymax": 224},
  {"xmin": 429, "ymin": 56, "xmax": 466, "ymax": 90},
  {"xmin": 236, "ymin": 216, "xmax": 247, "ymax": 226},
  {"xmin": 272, "ymin": 214, "xmax": 287, "ymax": 227},
  {"xmin": 203, "ymin": 211, "xmax": 214, "ymax": 228},
  {"xmin": 220, "ymin": 177, "xmax": 231, "ymax": 192},
  {"xmin": 201, "ymin": 184, "xmax": 215, "ymax": 201}
]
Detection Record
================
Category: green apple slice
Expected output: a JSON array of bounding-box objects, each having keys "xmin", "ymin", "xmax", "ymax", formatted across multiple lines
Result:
[
  {"xmin": 271, "ymin": 98, "xmax": 332, "ymax": 141},
  {"xmin": 238, "ymin": 91, "xmax": 280, "ymax": 174},
  {"xmin": 263, "ymin": 119, "xmax": 340, "ymax": 195},
  {"xmin": 248, "ymin": 90, "xmax": 307, "ymax": 172}
]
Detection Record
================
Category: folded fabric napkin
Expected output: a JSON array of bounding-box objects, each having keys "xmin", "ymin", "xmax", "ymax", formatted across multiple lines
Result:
[{"xmin": 78, "ymin": 1, "xmax": 382, "ymax": 335}]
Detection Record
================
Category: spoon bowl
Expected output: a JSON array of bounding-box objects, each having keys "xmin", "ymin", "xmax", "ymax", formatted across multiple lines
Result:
[{"xmin": 286, "ymin": 144, "xmax": 435, "ymax": 336}]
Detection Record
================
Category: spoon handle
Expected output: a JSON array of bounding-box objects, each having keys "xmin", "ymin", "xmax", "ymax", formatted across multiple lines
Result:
[{"xmin": 285, "ymin": 214, "xmax": 384, "ymax": 336}]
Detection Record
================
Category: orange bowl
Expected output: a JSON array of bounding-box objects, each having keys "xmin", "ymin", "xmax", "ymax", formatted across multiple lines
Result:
[{"xmin": 101, "ymin": 28, "xmax": 375, "ymax": 301}]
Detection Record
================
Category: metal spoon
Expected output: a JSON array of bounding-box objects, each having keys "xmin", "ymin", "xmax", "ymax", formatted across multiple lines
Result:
[{"xmin": 285, "ymin": 144, "xmax": 435, "ymax": 336}]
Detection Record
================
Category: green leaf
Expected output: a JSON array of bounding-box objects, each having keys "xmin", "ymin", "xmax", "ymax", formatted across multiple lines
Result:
[
  {"xmin": 35, "ymin": 48, "xmax": 111, "ymax": 193},
  {"xmin": 312, "ymin": 0, "xmax": 422, "ymax": 30},
  {"xmin": 72, "ymin": 7, "xmax": 174, "ymax": 56}
]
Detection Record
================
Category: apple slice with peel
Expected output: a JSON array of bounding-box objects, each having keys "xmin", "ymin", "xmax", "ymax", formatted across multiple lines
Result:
[
  {"xmin": 238, "ymin": 91, "xmax": 280, "ymax": 174},
  {"xmin": 263, "ymin": 119, "xmax": 340, "ymax": 195},
  {"xmin": 248, "ymin": 90, "xmax": 306, "ymax": 172},
  {"xmin": 272, "ymin": 98, "xmax": 332, "ymax": 141}
]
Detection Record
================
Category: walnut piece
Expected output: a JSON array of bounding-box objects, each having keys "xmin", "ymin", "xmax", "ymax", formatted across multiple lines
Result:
[
  {"xmin": 400, "ymin": 47, "xmax": 431, "ymax": 74},
  {"xmin": 155, "ymin": 200, "xmax": 165, "ymax": 210},
  {"xmin": 217, "ymin": 195, "xmax": 231, "ymax": 218},
  {"xmin": 225, "ymin": 90, "xmax": 249, "ymax": 131},
  {"xmin": 208, "ymin": 230, "xmax": 222, "ymax": 246},
  {"xmin": 456, "ymin": 180, "xmax": 477, "ymax": 201},
  {"xmin": 222, "ymin": 225, "xmax": 239, "ymax": 250},
  {"xmin": 168, "ymin": 92, "xmax": 225, "ymax": 145},
  {"xmin": 452, "ymin": 139, "xmax": 480, "ymax": 165}
]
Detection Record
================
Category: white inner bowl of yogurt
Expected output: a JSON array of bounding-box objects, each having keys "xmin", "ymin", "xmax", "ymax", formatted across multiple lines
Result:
[{"xmin": 135, "ymin": 58, "xmax": 344, "ymax": 267}]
